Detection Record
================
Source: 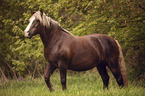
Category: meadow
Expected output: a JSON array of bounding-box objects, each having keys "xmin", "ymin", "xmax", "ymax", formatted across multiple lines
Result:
[{"xmin": 0, "ymin": 70, "xmax": 144, "ymax": 96}]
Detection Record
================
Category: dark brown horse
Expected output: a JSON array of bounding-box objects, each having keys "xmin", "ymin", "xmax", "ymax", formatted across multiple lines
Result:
[{"xmin": 24, "ymin": 9, "xmax": 128, "ymax": 91}]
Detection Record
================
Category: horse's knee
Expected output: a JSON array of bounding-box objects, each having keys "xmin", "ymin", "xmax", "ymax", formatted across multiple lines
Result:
[
  {"xmin": 108, "ymin": 66, "xmax": 124, "ymax": 87},
  {"xmin": 105, "ymin": 75, "xmax": 109, "ymax": 81},
  {"xmin": 61, "ymin": 78, "xmax": 66, "ymax": 85},
  {"xmin": 103, "ymin": 75, "xmax": 109, "ymax": 88},
  {"xmin": 45, "ymin": 76, "xmax": 54, "ymax": 89},
  {"xmin": 60, "ymin": 78, "xmax": 67, "ymax": 90},
  {"xmin": 112, "ymin": 72, "xmax": 124, "ymax": 87},
  {"xmin": 45, "ymin": 77, "xmax": 50, "ymax": 83},
  {"xmin": 117, "ymin": 75, "xmax": 124, "ymax": 87},
  {"xmin": 103, "ymin": 75, "xmax": 109, "ymax": 83}
]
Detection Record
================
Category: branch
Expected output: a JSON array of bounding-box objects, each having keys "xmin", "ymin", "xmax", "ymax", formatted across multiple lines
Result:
[
  {"xmin": 0, "ymin": 67, "xmax": 8, "ymax": 82},
  {"xmin": 138, "ymin": 3, "xmax": 145, "ymax": 11},
  {"xmin": 3, "ymin": 60, "xmax": 18, "ymax": 80}
]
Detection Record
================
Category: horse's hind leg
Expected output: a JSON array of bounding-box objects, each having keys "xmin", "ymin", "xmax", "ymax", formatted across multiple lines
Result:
[
  {"xmin": 96, "ymin": 64, "xmax": 109, "ymax": 89},
  {"xmin": 45, "ymin": 63, "xmax": 56, "ymax": 91},
  {"xmin": 108, "ymin": 62, "xmax": 124, "ymax": 87}
]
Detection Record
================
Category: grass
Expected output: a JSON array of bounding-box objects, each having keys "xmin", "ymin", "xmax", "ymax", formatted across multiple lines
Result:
[{"xmin": 0, "ymin": 70, "xmax": 144, "ymax": 96}]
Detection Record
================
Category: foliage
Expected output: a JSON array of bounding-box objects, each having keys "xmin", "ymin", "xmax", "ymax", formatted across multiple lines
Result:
[{"xmin": 0, "ymin": 0, "xmax": 145, "ymax": 81}]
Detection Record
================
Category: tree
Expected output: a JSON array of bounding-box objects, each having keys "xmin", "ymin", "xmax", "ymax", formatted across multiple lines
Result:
[{"xmin": 0, "ymin": 0, "xmax": 144, "ymax": 80}]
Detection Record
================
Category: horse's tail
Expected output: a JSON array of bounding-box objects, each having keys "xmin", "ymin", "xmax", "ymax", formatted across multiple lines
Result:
[{"xmin": 115, "ymin": 40, "xmax": 128, "ymax": 87}]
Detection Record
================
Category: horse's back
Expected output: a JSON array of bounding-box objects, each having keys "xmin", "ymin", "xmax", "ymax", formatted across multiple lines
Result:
[
  {"xmin": 87, "ymin": 33, "xmax": 119, "ymax": 58},
  {"xmin": 74, "ymin": 33, "xmax": 119, "ymax": 63}
]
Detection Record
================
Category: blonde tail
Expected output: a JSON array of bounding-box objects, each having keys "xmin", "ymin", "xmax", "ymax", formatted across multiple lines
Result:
[{"xmin": 116, "ymin": 40, "xmax": 128, "ymax": 87}]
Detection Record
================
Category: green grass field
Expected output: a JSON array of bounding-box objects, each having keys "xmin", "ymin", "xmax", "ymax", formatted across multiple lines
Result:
[{"xmin": 0, "ymin": 70, "xmax": 144, "ymax": 96}]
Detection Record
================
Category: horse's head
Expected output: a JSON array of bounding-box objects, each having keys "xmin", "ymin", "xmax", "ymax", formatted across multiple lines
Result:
[
  {"xmin": 24, "ymin": 9, "xmax": 72, "ymax": 39},
  {"xmin": 24, "ymin": 9, "xmax": 43, "ymax": 38}
]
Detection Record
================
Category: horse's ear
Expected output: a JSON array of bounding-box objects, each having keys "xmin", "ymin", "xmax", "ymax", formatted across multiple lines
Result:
[
  {"xmin": 40, "ymin": 9, "xmax": 43, "ymax": 16},
  {"xmin": 31, "ymin": 9, "xmax": 34, "ymax": 15}
]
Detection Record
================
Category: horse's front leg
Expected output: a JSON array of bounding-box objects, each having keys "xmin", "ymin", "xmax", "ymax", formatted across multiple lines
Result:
[
  {"xmin": 59, "ymin": 61, "xmax": 67, "ymax": 91},
  {"xmin": 45, "ymin": 63, "xmax": 56, "ymax": 91}
]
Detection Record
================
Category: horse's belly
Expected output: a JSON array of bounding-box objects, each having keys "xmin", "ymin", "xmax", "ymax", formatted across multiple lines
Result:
[
  {"xmin": 69, "ymin": 38, "xmax": 100, "ymax": 71},
  {"xmin": 69, "ymin": 57, "xmax": 97, "ymax": 71}
]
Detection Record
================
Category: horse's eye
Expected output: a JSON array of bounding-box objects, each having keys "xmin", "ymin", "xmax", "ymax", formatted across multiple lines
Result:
[{"xmin": 36, "ymin": 20, "xmax": 40, "ymax": 22}]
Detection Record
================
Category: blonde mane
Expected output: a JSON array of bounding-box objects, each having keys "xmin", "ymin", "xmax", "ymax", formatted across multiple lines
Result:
[{"xmin": 31, "ymin": 11, "xmax": 74, "ymax": 36}]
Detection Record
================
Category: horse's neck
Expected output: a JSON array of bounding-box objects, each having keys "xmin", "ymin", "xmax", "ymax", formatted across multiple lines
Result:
[{"xmin": 40, "ymin": 28, "xmax": 63, "ymax": 49}]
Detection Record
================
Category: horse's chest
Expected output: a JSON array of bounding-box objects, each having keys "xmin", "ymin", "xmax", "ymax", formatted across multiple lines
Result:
[
  {"xmin": 44, "ymin": 49, "xmax": 57, "ymax": 62},
  {"xmin": 44, "ymin": 47, "xmax": 70, "ymax": 63}
]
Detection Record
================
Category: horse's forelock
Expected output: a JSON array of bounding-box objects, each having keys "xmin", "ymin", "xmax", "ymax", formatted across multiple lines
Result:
[
  {"xmin": 32, "ymin": 11, "xmax": 43, "ymax": 23},
  {"xmin": 32, "ymin": 11, "xmax": 51, "ymax": 29}
]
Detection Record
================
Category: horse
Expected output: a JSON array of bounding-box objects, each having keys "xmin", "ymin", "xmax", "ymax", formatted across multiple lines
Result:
[{"xmin": 24, "ymin": 9, "xmax": 128, "ymax": 91}]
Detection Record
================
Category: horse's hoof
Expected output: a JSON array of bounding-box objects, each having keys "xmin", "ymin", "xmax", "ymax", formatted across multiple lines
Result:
[{"xmin": 49, "ymin": 87, "xmax": 56, "ymax": 92}]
